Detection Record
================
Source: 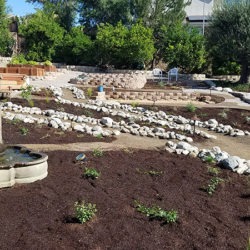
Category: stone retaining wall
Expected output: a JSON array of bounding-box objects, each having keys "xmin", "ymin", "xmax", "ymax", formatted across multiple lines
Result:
[
  {"xmin": 107, "ymin": 91, "xmax": 201, "ymax": 101},
  {"xmin": 71, "ymin": 72, "xmax": 147, "ymax": 89}
]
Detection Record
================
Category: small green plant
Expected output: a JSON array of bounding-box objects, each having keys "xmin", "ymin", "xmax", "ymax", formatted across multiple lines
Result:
[
  {"xmin": 158, "ymin": 81, "xmax": 165, "ymax": 87},
  {"xmin": 131, "ymin": 102, "xmax": 139, "ymax": 108},
  {"xmin": 86, "ymin": 88, "xmax": 93, "ymax": 98},
  {"xmin": 11, "ymin": 118, "xmax": 21, "ymax": 125},
  {"xmin": 186, "ymin": 102, "xmax": 197, "ymax": 112},
  {"xmin": 74, "ymin": 201, "xmax": 97, "ymax": 224},
  {"xmin": 247, "ymin": 237, "xmax": 250, "ymax": 250},
  {"xmin": 208, "ymin": 167, "xmax": 220, "ymax": 176},
  {"xmin": 136, "ymin": 168, "xmax": 163, "ymax": 176},
  {"xmin": 83, "ymin": 109, "xmax": 93, "ymax": 117},
  {"xmin": 83, "ymin": 167, "xmax": 100, "ymax": 179},
  {"xmin": 93, "ymin": 148, "xmax": 104, "ymax": 157},
  {"xmin": 204, "ymin": 177, "xmax": 224, "ymax": 195},
  {"xmin": 134, "ymin": 200, "xmax": 178, "ymax": 224},
  {"xmin": 245, "ymin": 116, "xmax": 250, "ymax": 124},
  {"xmin": 21, "ymin": 85, "xmax": 34, "ymax": 107},
  {"xmin": 204, "ymin": 155, "xmax": 216, "ymax": 164},
  {"xmin": 43, "ymin": 60, "xmax": 52, "ymax": 66},
  {"xmin": 218, "ymin": 109, "xmax": 228, "ymax": 119},
  {"xmin": 20, "ymin": 127, "xmax": 29, "ymax": 135},
  {"xmin": 95, "ymin": 133, "xmax": 103, "ymax": 139},
  {"xmin": 21, "ymin": 85, "xmax": 33, "ymax": 100}
]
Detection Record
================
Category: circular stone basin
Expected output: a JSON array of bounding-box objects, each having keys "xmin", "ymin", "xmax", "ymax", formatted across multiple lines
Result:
[{"xmin": 0, "ymin": 145, "xmax": 48, "ymax": 188}]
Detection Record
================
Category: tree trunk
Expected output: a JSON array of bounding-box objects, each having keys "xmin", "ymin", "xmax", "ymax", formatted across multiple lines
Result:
[{"xmin": 239, "ymin": 60, "xmax": 250, "ymax": 84}]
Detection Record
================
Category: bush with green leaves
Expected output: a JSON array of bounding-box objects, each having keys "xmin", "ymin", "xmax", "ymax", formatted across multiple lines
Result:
[
  {"xmin": 96, "ymin": 21, "xmax": 155, "ymax": 69},
  {"xmin": 160, "ymin": 22, "xmax": 206, "ymax": 73},
  {"xmin": 204, "ymin": 177, "xmax": 223, "ymax": 195},
  {"xmin": 186, "ymin": 103, "xmax": 197, "ymax": 112},
  {"xmin": 204, "ymin": 156, "xmax": 216, "ymax": 164},
  {"xmin": 83, "ymin": 167, "xmax": 100, "ymax": 179},
  {"xmin": 134, "ymin": 200, "xmax": 178, "ymax": 224},
  {"xmin": 19, "ymin": 10, "xmax": 64, "ymax": 61},
  {"xmin": 208, "ymin": 167, "xmax": 220, "ymax": 176},
  {"xmin": 74, "ymin": 201, "xmax": 97, "ymax": 224}
]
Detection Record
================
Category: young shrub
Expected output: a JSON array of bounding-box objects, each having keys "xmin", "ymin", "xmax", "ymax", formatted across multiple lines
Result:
[
  {"xmin": 86, "ymin": 88, "xmax": 93, "ymax": 98},
  {"xmin": 92, "ymin": 148, "xmax": 104, "ymax": 157},
  {"xmin": 204, "ymin": 155, "xmax": 216, "ymax": 164},
  {"xmin": 20, "ymin": 127, "xmax": 29, "ymax": 136},
  {"xmin": 83, "ymin": 167, "xmax": 100, "ymax": 179},
  {"xmin": 218, "ymin": 109, "xmax": 228, "ymax": 119},
  {"xmin": 186, "ymin": 102, "xmax": 197, "ymax": 112},
  {"xmin": 74, "ymin": 201, "xmax": 97, "ymax": 224},
  {"xmin": 134, "ymin": 200, "xmax": 178, "ymax": 224},
  {"xmin": 208, "ymin": 167, "xmax": 220, "ymax": 176},
  {"xmin": 205, "ymin": 177, "xmax": 224, "ymax": 195}
]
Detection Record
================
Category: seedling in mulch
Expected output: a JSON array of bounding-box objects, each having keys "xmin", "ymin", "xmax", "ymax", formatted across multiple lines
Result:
[
  {"xmin": 204, "ymin": 155, "xmax": 216, "ymax": 164},
  {"xmin": 218, "ymin": 109, "xmax": 228, "ymax": 119},
  {"xmin": 83, "ymin": 167, "xmax": 100, "ymax": 179},
  {"xmin": 92, "ymin": 148, "xmax": 104, "ymax": 157},
  {"xmin": 204, "ymin": 177, "xmax": 224, "ymax": 195},
  {"xmin": 74, "ymin": 201, "xmax": 97, "ymax": 224},
  {"xmin": 136, "ymin": 168, "xmax": 163, "ymax": 176},
  {"xmin": 95, "ymin": 133, "xmax": 103, "ymax": 139},
  {"xmin": 186, "ymin": 102, "xmax": 197, "ymax": 112},
  {"xmin": 207, "ymin": 167, "xmax": 220, "ymax": 176},
  {"xmin": 11, "ymin": 118, "xmax": 21, "ymax": 125},
  {"xmin": 134, "ymin": 200, "xmax": 178, "ymax": 224},
  {"xmin": 20, "ymin": 127, "xmax": 29, "ymax": 136}
]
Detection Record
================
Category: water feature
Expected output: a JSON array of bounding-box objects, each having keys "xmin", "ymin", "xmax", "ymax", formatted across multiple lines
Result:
[{"xmin": 0, "ymin": 145, "xmax": 48, "ymax": 188}]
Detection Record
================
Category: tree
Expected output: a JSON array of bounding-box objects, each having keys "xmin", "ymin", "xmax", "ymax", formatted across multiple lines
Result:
[
  {"xmin": 19, "ymin": 10, "xmax": 64, "ymax": 61},
  {"xmin": 78, "ymin": 0, "xmax": 191, "ymax": 32},
  {"xmin": 95, "ymin": 21, "xmax": 155, "ymax": 69},
  {"xmin": 207, "ymin": 0, "xmax": 250, "ymax": 83},
  {"xmin": 0, "ymin": 0, "xmax": 14, "ymax": 56},
  {"xmin": 161, "ymin": 23, "xmax": 206, "ymax": 73},
  {"xmin": 26, "ymin": 0, "xmax": 78, "ymax": 31},
  {"xmin": 59, "ymin": 26, "xmax": 93, "ymax": 65}
]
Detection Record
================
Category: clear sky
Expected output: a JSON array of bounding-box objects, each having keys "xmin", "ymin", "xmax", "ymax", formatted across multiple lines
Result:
[{"xmin": 6, "ymin": 0, "xmax": 38, "ymax": 16}]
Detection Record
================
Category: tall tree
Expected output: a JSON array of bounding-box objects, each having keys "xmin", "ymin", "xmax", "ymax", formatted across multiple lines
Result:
[
  {"xmin": 207, "ymin": 0, "xmax": 250, "ymax": 83},
  {"xmin": 19, "ymin": 10, "xmax": 64, "ymax": 61},
  {"xmin": 26, "ymin": 0, "xmax": 78, "ymax": 31},
  {"xmin": 0, "ymin": 0, "xmax": 14, "ymax": 56}
]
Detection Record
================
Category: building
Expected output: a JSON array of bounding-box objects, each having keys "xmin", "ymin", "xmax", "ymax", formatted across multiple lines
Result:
[{"xmin": 185, "ymin": 0, "xmax": 222, "ymax": 33}]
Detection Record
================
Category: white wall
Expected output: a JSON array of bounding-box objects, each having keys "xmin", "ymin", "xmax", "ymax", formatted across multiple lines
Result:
[{"xmin": 185, "ymin": 0, "xmax": 214, "ymax": 16}]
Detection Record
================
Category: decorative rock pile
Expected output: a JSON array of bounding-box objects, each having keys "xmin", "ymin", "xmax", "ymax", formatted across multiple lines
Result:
[
  {"xmin": 166, "ymin": 141, "xmax": 250, "ymax": 175},
  {"xmin": 69, "ymin": 72, "xmax": 147, "ymax": 89},
  {"xmin": 1, "ymin": 85, "xmax": 249, "ymax": 175}
]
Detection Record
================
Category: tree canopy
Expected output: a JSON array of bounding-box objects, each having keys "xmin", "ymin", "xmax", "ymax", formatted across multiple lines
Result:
[
  {"xmin": 207, "ymin": 0, "xmax": 250, "ymax": 83},
  {"xmin": 0, "ymin": 0, "xmax": 14, "ymax": 56},
  {"xmin": 19, "ymin": 10, "xmax": 64, "ymax": 61}
]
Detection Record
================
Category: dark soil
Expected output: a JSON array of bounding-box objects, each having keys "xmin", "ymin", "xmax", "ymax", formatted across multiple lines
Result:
[
  {"xmin": 3, "ymin": 119, "xmax": 115, "ymax": 144},
  {"xmin": 0, "ymin": 150, "xmax": 249, "ymax": 250},
  {"xmin": 144, "ymin": 105, "xmax": 250, "ymax": 131}
]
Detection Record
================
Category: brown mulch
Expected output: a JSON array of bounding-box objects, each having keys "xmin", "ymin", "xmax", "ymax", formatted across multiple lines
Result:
[
  {"xmin": 0, "ymin": 149, "xmax": 249, "ymax": 249},
  {"xmin": 144, "ymin": 105, "xmax": 250, "ymax": 131},
  {"xmin": 3, "ymin": 119, "xmax": 115, "ymax": 144}
]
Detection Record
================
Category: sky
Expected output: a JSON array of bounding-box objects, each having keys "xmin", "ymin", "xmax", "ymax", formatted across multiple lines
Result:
[{"xmin": 7, "ymin": 0, "xmax": 37, "ymax": 16}]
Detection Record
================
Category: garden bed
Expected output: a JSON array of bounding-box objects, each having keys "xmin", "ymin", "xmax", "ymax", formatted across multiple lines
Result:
[{"xmin": 0, "ymin": 149, "xmax": 249, "ymax": 249}]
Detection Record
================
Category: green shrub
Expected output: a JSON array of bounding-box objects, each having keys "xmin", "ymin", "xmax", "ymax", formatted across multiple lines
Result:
[
  {"xmin": 92, "ymin": 148, "xmax": 104, "ymax": 157},
  {"xmin": 134, "ymin": 200, "xmax": 178, "ymax": 224},
  {"xmin": 83, "ymin": 167, "xmax": 100, "ymax": 179},
  {"xmin": 10, "ymin": 54, "xmax": 28, "ymax": 65},
  {"xmin": 186, "ymin": 103, "xmax": 197, "ymax": 112},
  {"xmin": 86, "ymin": 88, "xmax": 93, "ymax": 98},
  {"xmin": 20, "ymin": 127, "xmax": 29, "ymax": 136},
  {"xmin": 43, "ymin": 60, "xmax": 52, "ymax": 66},
  {"xmin": 27, "ymin": 60, "xmax": 38, "ymax": 65},
  {"xmin": 204, "ymin": 155, "xmax": 216, "ymax": 164},
  {"xmin": 74, "ymin": 201, "xmax": 97, "ymax": 224},
  {"xmin": 208, "ymin": 167, "xmax": 220, "ymax": 176},
  {"xmin": 204, "ymin": 177, "xmax": 223, "ymax": 195}
]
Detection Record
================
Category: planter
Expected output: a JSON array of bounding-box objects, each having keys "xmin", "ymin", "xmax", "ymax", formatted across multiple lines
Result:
[{"xmin": 0, "ymin": 145, "xmax": 48, "ymax": 188}]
